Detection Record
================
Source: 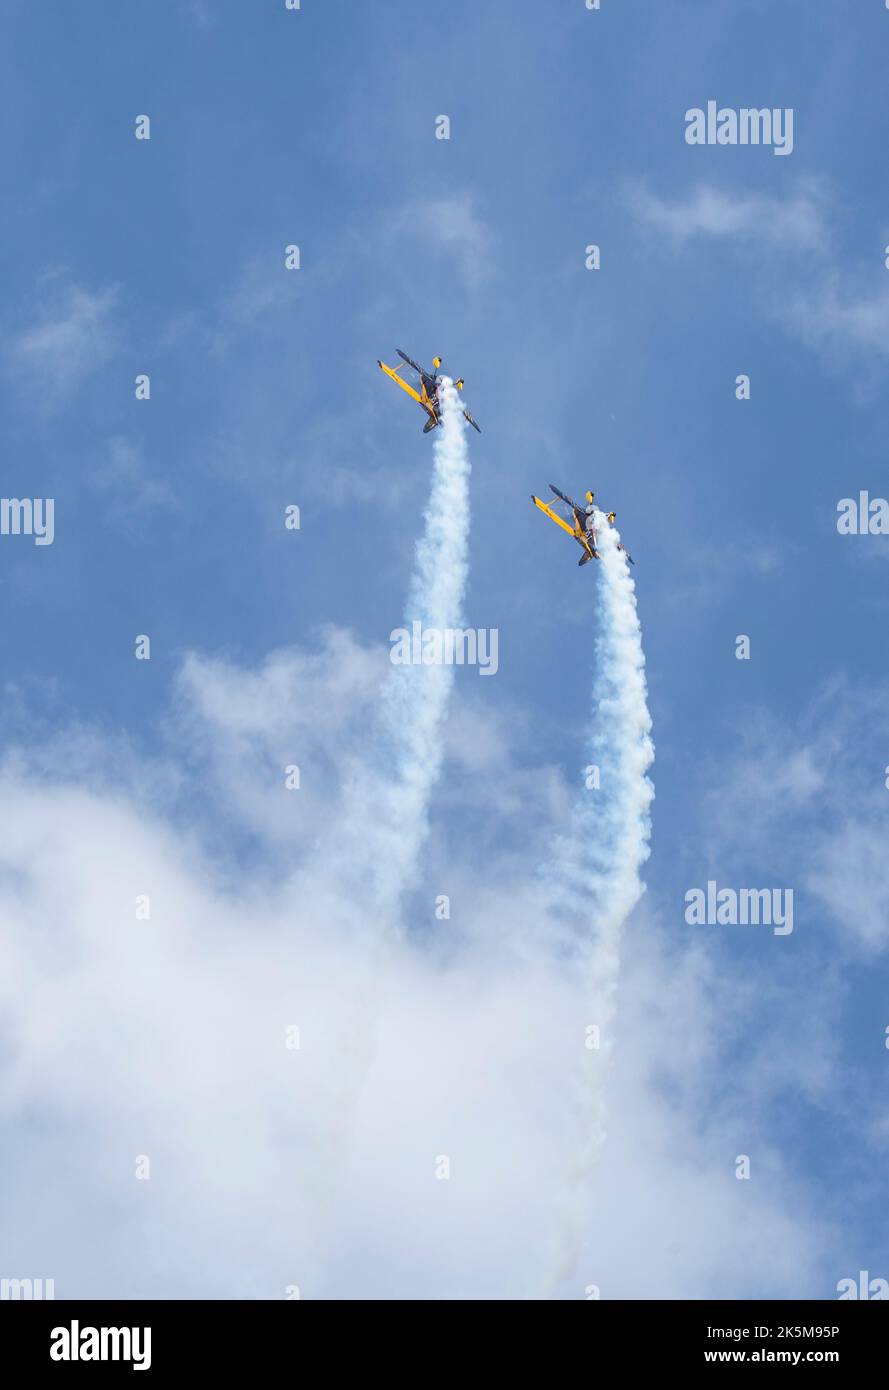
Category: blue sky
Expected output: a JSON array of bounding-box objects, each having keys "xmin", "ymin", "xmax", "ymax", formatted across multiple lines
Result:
[{"xmin": 1, "ymin": 0, "xmax": 887, "ymax": 1298}]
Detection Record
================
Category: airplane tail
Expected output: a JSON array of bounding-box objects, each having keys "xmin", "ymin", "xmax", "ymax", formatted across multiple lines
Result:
[{"xmin": 423, "ymin": 416, "xmax": 437, "ymax": 434}]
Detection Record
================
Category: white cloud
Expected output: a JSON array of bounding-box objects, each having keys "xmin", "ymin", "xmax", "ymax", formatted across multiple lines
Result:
[
  {"xmin": 159, "ymin": 254, "xmax": 307, "ymax": 364},
  {"xmin": 182, "ymin": 0, "xmax": 210, "ymax": 28},
  {"xmin": 221, "ymin": 256, "xmax": 301, "ymax": 329},
  {"xmin": 624, "ymin": 179, "xmax": 889, "ymax": 377},
  {"xmin": 402, "ymin": 193, "xmax": 493, "ymax": 289},
  {"xmin": 171, "ymin": 629, "xmax": 386, "ymax": 856},
  {"xmin": 779, "ymin": 270, "xmax": 889, "ymax": 364},
  {"xmin": 6, "ymin": 280, "xmax": 119, "ymax": 400},
  {"xmin": 658, "ymin": 534, "xmax": 789, "ymax": 616},
  {"xmin": 90, "ymin": 438, "xmax": 179, "ymax": 519},
  {"xmin": 808, "ymin": 819, "xmax": 889, "ymax": 953},
  {"xmin": 0, "ymin": 632, "xmax": 837, "ymax": 1298},
  {"xmin": 624, "ymin": 178, "xmax": 830, "ymax": 253},
  {"xmin": 698, "ymin": 680, "xmax": 889, "ymax": 955}
]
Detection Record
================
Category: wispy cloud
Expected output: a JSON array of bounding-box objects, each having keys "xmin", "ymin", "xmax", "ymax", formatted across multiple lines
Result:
[
  {"xmin": 624, "ymin": 178, "xmax": 830, "ymax": 253},
  {"xmin": 180, "ymin": 0, "xmax": 211, "ymax": 28},
  {"xmin": 159, "ymin": 254, "xmax": 306, "ymax": 362},
  {"xmin": 698, "ymin": 678, "xmax": 889, "ymax": 955},
  {"xmin": 779, "ymin": 270, "xmax": 889, "ymax": 364},
  {"xmin": 221, "ymin": 255, "xmax": 302, "ymax": 329},
  {"xmin": 6, "ymin": 279, "xmax": 119, "ymax": 401},
  {"xmin": 90, "ymin": 437, "xmax": 179, "ymax": 520},
  {"xmin": 401, "ymin": 192, "xmax": 493, "ymax": 289},
  {"xmin": 624, "ymin": 179, "xmax": 889, "ymax": 379},
  {"xmin": 660, "ymin": 534, "xmax": 789, "ymax": 615}
]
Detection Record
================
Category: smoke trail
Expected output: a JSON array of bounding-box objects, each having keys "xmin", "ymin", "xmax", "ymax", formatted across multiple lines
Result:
[
  {"xmin": 543, "ymin": 509, "xmax": 654, "ymax": 1290},
  {"xmin": 365, "ymin": 379, "xmax": 472, "ymax": 921},
  {"xmin": 549, "ymin": 510, "xmax": 654, "ymax": 952},
  {"xmin": 315, "ymin": 378, "xmax": 471, "ymax": 936},
  {"xmin": 287, "ymin": 381, "xmax": 472, "ymax": 1204}
]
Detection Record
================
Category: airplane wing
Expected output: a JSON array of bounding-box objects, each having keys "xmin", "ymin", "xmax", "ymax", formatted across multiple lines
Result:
[
  {"xmin": 533, "ymin": 494, "xmax": 597, "ymax": 563},
  {"xmin": 532, "ymin": 495, "xmax": 581, "ymax": 540},
  {"xmin": 378, "ymin": 359, "xmax": 424, "ymax": 406}
]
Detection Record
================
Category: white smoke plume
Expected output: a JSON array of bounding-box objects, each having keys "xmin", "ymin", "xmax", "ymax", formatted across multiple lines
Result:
[
  {"xmin": 343, "ymin": 378, "xmax": 472, "ymax": 929},
  {"xmin": 543, "ymin": 508, "xmax": 655, "ymax": 1290},
  {"xmin": 546, "ymin": 511, "xmax": 654, "ymax": 949},
  {"xmin": 272, "ymin": 380, "xmax": 473, "ymax": 1216}
]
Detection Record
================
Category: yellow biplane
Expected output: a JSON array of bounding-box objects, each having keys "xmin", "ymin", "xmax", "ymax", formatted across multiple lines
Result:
[
  {"xmin": 532, "ymin": 484, "xmax": 634, "ymax": 567},
  {"xmin": 377, "ymin": 349, "xmax": 481, "ymax": 434}
]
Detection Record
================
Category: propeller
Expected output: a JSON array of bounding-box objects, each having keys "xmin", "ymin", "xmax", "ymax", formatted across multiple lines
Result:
[
  {"xmin": 549, "ymin": 484, "xmax": 580, "ymax": 511},
  {"xmin": 396, "ymin": 348, "xmax": 425, "ymax": 376}
]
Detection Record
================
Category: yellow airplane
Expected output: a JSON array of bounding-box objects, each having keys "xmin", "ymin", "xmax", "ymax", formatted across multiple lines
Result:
[
  {"xmin": 532, "ymin": 484, "xmax": 634, "ymax": 567},
  {"xmin": 377, "ymin": 349, "xmax": 481, "ymax": 434}
]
